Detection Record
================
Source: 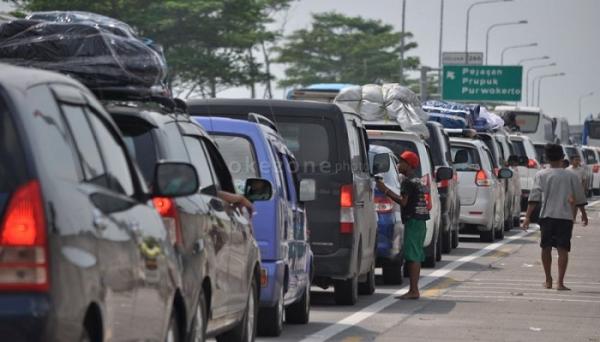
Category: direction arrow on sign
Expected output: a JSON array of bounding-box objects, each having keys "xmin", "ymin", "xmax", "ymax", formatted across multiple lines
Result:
[{"xmin": 442, "ymin": 65, "xmax": 523, "ymax": 102}]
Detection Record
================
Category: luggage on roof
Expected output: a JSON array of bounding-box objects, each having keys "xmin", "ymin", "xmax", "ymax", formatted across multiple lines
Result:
[
  {"xmin": 422, "ymin": 100, "xmax": 478, "ymax": 129},
  {"xmin": 0, "ymin": 12, "xmax": 167, "ymax": 89}
]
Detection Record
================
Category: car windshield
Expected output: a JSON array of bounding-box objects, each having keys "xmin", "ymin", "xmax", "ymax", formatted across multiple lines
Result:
[
  {"xmin": 508, "ymin": 112, "xmax": 540, "ymax": 133},
  {"xmin": 566, "ymin": 147, "xmax": 579, "ymax": 159},
  {"xmin": 511, "ymin": 140, "xmax": 527, "ymax": 158},
  {"xmin": 450, "ymin": 145, "xmax": 481, "ymax": 171},
  {"xmin": 534, "ymin": 145, "xmax": 546, "ymax": 164},
  {"xmin": 212, "ymin": 134, "xmax": 259, "ymax": 191},
  {"xmin": 583, "ymin": 149, "xmax": 598, "ymax": 164},
  {"xmin": 369, "ymin": 139, "xmax": 422, "ymax": 177},
  {"xmin": 588, "ymin": 121, "xmax": 600, "ymax": 139}
]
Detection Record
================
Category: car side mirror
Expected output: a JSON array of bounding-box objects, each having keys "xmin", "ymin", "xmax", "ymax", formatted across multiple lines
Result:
[
  {"xmin": 435, "ymin": 166, "xmax": 453, "ymax": 182},
  {"xmin": 518, "ymin": 156, "xmax": 528, "ymax": 166},
  {"xmin": 371, "ymin": 153, "xmax": 391, "ymax": 175},
  {"xmin": 153, "ymin": 162, "xmax": 199, "ymax": 197},
  {"xmin": 299, "ymin": 179, "xmax": 317, "ymax": 202},
  {"xmin": 498, "ymin": 168, "xmax": 513, "ymax": 179},
  {"xmin": 244, "ymin": 178, "xmax": 273, "ymax": 202}
]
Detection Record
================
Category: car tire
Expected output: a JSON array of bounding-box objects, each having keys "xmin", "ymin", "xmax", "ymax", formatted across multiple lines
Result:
[
  {"xmin": 216, "ymin": 279, "xmax": 258, "ymax": 342},
  {"xmin": 480, "ymin": 226, "xmax": 494, "ymax": 243},
  {"xmin": 423, "ymin": 236, "xmax": 437, "ymax": 268},
  {"xmin": 285, "ymin": 280, "xmax": 310, "ymax": 324},
  {"xmin": 382, "ymin": 259, "xmax": 403, "ymax": 285},
  {"xmin": 189, "ymin": 290, "xmax": 207, "ymax": 342},
  {"xmin": 495, "ymin": 222, "xmax": 505, "ymax": 240},
  {"xmin": 258, "ymin": 285, "xmax": 284, "ymax": 336},
  {"xmin": 165, "ymin": 310, "xmax": 182, "ymax": 342},
  {"xmin": 451, "ymin": 228, "xmax": 459, "ymax": 249},
  {"xmin": 442, "ymin": 228, "xmax": 452, "ymax": 254},
  {"xmin": 513, "ymin": 216, "xmax": 520, "ymax": 228},
  {"xmin": 436, "ymin": 230, "xmax": 443, "ymax": 261},
  {"xmin": 358, "ymin": 262, "xmax": 376, "ymax": 295},
  {"xmin": 334, "ymin": 275, "xmax": 358, "ymax": 305},
  {"xmin": 504, "ymin": 218, "xmax": 512, "ymax": 231}
]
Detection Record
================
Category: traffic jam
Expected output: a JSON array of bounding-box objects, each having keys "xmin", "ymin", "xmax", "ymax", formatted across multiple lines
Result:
[{"xmin": 0, "ymin": 6, "xmax": 598, "ymax": 342}]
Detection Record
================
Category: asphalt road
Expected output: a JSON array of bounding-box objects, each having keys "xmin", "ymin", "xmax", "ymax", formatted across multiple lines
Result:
[{"xmin": 257, "ymin": 200, "xmax": 600, "ymax": 342}]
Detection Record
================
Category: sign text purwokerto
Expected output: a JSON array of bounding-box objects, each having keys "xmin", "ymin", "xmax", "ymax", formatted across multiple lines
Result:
[{"xmin": 442, "ymin": 65, "xmax": 523, "ymax": 102}]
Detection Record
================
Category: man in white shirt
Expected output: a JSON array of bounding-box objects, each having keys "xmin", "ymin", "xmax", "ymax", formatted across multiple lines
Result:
[
  {"xmin": 523, "ymin": 144, "xmax": 588, "ymax": 291},
  {"xmin": 567, "ymin": 154, "xmax": 588, "ymax": 192}
]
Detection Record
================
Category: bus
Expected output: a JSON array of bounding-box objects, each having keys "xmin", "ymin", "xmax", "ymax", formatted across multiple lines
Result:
[
  {"xmin": 286, "ymin": 83, "xmax": 356, "ymax": 103},
  {"xmin": 553, "ymin": 117, "xmax": 571, "ymax": 144},
  {"xmin": 495, "ymin": 106, "xmax": 555, "ymax": 144},
  {"xmin": 583, "ymin": 114, "xmax": 600, "ymax": 147}
]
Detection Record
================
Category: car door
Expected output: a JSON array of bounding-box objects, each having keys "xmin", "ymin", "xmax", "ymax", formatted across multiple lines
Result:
[{"xmin": 181, "ymin": 132, "xmax": 233, "ymax": 318}]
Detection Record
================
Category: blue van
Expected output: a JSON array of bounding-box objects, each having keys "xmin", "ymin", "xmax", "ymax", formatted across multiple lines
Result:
[{"xmin": 195, "ymin": 115, "xmax": 314, "ymax": 336}]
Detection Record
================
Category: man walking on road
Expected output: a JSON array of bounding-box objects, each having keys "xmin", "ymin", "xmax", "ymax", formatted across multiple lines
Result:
[
  {"xmin": 567, "ymin": 154, "xmax": 588, "ymax": 192},
  {"xmin": 523, "ymin": 144, "xmax": 588, "ymax": 291},
  {"xmin": 376, "ymin": 151, "xmax": 430, "ymax": 299}
]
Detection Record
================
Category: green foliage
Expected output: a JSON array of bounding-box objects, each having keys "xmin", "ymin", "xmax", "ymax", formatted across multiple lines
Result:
[
  {"xmin": 4, "ymin": 0, "xmax": 293, "ymax": 97},
  {"xmin": 275, "ymin": 12, "xmax": 419, "ymax": 88}
]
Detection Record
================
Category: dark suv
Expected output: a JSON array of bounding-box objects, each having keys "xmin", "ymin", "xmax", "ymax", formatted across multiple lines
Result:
[
  {"xmin": 104, "ymin": 94, "xmax": 268, "ymax": 342},
  {"xmin": 426, "ymin": 122, "xmax": 461, "ymax": 253},
  {"xmin": 188, "ymin": 99, "xmax": 379, "ymax": 306},
  {"xmin": 0, "ymin": 64, "xmax": 197, "ymax": 341}
]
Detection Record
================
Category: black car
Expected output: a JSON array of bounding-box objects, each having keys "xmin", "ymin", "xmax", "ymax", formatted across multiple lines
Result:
[
  {"xmin": 426, "ymin": 122, "xmax": 461, "ymax": 253},
  {"xmin": 188, "ymin": 99, "xmax": 379, "ymax": 306},
  {"xmin": 104, "ymin": 95, "xmax": 269, "ymax": 342},
  {"xmin": 0, "ymin": 64, "xmax": 197, "ymax": 341}
]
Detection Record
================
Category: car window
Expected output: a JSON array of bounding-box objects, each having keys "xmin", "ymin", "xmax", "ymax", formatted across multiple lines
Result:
[
  {"xmin": 183, "ymin": 136, "xmax": 217, "ymax": 192},
  {"xmin": 121, "ymin": 126, "xmax": 158, "ymax": 186},
  {"xmin": 212, "ymin": 134, "xmax": 259, "ymax": 193},
  {"xmin": 484, "ymin": 149, "xmax": 497, "ymax": 169},
  {"xmin": 534, "ymin": 145, "xmax": 546, "ymax": 164},
  {"xmin": 584, "ymin": 149, "xmax": 597, "ymax": 164},
  {"xmin": 87, "ymin": 111, "xmax": 135, "ymax": 196},
  {"xmin": 369, "ymin": 138, "xmax": 422, "ymax": 177},
  {"xmin": 426, "ymin": 127, "xmax": 445, "ymax": 166},
  {"xmin": 345, "ymin": 119, "xmax": 362, "ymax": 172},
  {"xmin": 450, "ymin": 145, "xmax": 481, "ymax": 171},
  {"xmin": 356, "ymin": 126, "xmax": 369, "ymax": 172},
  {"xmin": 480, "ymin": 136, "xmax": 500, "ymax": 167},
  {"xmin": 279, "ymin": 153, "xmax": 295, "ymax": 202},
  {"xmin": 0, "ymin": 98, "xmax": 28, "ymax": 195},
  {"xmin": 511, "ymin": 140, "xmax": 527, "ymax": 158},
  {"xmin": 19, "ymin": 86, "xmax": 79, "ymax": 185},
  {"xmin": 278, "ymin": 120, "xmax": 333, "ymax": 174},
  {"xmin": 61, "ymin": 104, "xmax": 109, "ymax": 188},
  {"xmin": 202, "ymin": 138, "xmax": 236, "ymax": 193}
]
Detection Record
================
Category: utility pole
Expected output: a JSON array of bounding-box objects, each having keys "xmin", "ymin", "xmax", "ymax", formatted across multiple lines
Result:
[
  {"xmin": 438, "ymin": 0, "xmax": 444, "ymax": 95},
  {"xmin": 399, "ymin": 0, "xmax": 407, "ymax": 84}
]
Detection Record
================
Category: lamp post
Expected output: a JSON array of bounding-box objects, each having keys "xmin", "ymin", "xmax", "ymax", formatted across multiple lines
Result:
[
  {"xmin": 399, "ymin": 0, "xmax": 407, "ymax": 84},
  {"xmin": 465, "ymin": 0, "xmax": 513, "ymax": 64},
  {"xmin": 579, "ymin": 91, "xmax": 595, "ymax": 124},
  {"xmin": 500, "ymin": 42, "xmax": 537, "ymax": 65},
  {"xmin": 485, "ymin": 20, "xmax": 528, "ymax": 64},
  {"xmin": 518, "ymin": 55, "xmax": 549, "ymax": 65},
  {"xmin": 535, "ymin": 72, "xmax": 565, "ymax": 107},
  {"xmin": 438, "ymin": 0, "xmax": 445, "ymax": 95},
  {"xmin": 525, "ymin": 62, "xmax": 556, "ymax": 105}
]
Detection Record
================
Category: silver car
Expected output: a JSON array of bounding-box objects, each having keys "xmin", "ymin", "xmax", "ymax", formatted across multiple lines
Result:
[{"xmin": 450, "ymin": 137, "xmax": 513, "ymax": 242}]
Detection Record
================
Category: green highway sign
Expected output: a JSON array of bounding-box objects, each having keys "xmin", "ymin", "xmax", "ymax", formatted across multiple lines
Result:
[{"xmin": 442, "ymin": 65, "xmax": 523, "ymax": 102}]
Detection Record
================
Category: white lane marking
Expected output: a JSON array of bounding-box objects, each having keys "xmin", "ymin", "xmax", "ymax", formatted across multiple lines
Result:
[
  {"xmin": 587, "ymin": 199, "xmax": 600, "ymax": 207},
  {"xmin": 459, "ymin": 282, "xmax": 600, "ymax": 288},
  {"xmin": 447, "ymin": 289, "xmax": 600, "ymax": 299},
  {"xmin": 299, "ymin": 228, "xmax": 537, "ymax": 342},
  {"xmin": 441, "ymin": 294, "xmax": 600, "ymax": 304}
]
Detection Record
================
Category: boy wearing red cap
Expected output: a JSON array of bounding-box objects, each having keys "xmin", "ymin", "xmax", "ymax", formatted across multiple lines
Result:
[{"xmin": 376, "ymin": 151, "xmax": 430, "ymax": 299}]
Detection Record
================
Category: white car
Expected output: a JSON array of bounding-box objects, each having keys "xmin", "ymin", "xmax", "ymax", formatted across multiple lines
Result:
[
  {"xmin": 367, "ymin": 130, "xmax": 443, "ymax": 268},
  {"xmin": 582, "ymin": 146, "xmax": 600, "ymax": 195},
  {"xmin": 565, "ymin": 145, "xmax": 593, "ymax": 196},
  {"xmin": 450, "ymin": 137, "xmax": 513, "ymax": 242},
  {"xmin": 509, "ymin": 134, "xmax": 541, "ymax": 211}
]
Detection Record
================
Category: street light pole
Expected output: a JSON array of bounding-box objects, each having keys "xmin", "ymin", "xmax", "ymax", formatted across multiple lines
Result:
[
  {"xmin": 579, "ymin": 91, "xmax": 595, "ymax": 124},
  {"xmin": 518, "ymin": 55, "xmax": 549, "ymax": 65},
  {"xmin": 438, "ymin": 0, "xmax": 444, "ymax": 95},
  {"xmin": 525, "ymin": 62, "xmax": 556, "ymax": 105},
  {"xmin": 536, "ymin": 72, "xmax": 565, "ymax": 107},
  {"xmin": 465, "ymin": 0, "xmax": 513, "ymax": 64},
  {"xmin": 399, "ymin": 0, "xmax": 407, "ymax": 84},
  {"xmin": 500, "ymin": 42, "xmax": 538, "ymax": 65},
  {"xmin": 485, "ymin": 20, "xmax": 528, "ymax": 64}
]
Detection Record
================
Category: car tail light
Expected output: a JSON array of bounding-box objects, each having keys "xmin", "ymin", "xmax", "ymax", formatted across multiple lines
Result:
[
  {"xmin": 475, "ymin": 170, "xmax": 492, "ymax": 187},
  {"xmin": 593, "ymin": 164, "xmax": 600, "ymax": 173},
  {"xmin": 340, "ymin": 185, "xmax": 354, "ymax": 234},
  {"xmin": 421, "ymin": 174, "xmax": 433, "ymax": 211},
  {"xmin": 153, "ymin": 197, "xmax": 182, "ymax": 247},
  {"xmin": 374, "ymin": 195, "xmax": 393, "ymax": 213},
  {"xmin": 0, "ymin": 180, "xmax": 49, "ymax": 292},
  {"xmin": 527, "ymin": 159, "xmax": 539, "ymax": 169}
]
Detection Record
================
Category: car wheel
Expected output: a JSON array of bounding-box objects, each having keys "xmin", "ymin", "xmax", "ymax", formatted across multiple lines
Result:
[
  {"xmin": 189, "ymin": 291, "xmax": 207, "ymax": 342},
  {"xmin": 480, "ymin": 226, "xmax": 494, "ymax": 243},
  {"xmin": 436, "ymin": 230, "xmax": 443, "ymax": 261},
  {"xmin": 442, "ymin": 228, "xmax": 452, "ymax": 254},
  {"xmin": 496, "ymin": 222, "xmax": 505, "ymax": 240},
  {"xmin": 165, "ymin": 310, "xmax": 181, "ymax": 342},
  {"xmin": 216, "ymin": 279, "xmax": 258, "ymax": 342},
  {"xmin": 258, "ymin": 285, "xmax": 284, "ymax": 337},
  {"xmin": 513, "ymin": 216, "xmax": 520, "ymax": 228},
  {"xmin": 423, "ymin": 236, "xmax": 437, "ymax": 268},
  {"xmin": 382, "ymin": 259, "xmax": 403, "ymax": 285},
  {"xmin": 358, "ymin": 261, "xmax": 376, "ymax": 295},
  {"xmin": 451, "ymin": 228, "xmax": 459, "ymax": 249},
  {"xmin": 285, "ymin": 280, "xmax": 310, "ymax": 324},
  {"xmin": 334, "ymin": 274, "xmax": 358, "ymax": 305}
]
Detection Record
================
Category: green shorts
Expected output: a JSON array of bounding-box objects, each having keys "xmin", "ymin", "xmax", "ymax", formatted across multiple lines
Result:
[{"xmin": 404, "ymin": 219, "xmax": 426, "ymax": 262}]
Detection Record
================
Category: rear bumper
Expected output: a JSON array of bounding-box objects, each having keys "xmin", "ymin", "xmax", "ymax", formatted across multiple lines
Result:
[
  {"xmin": 313, "ymin": 248, "xmax": 353, "ymax": 281},
  {"xmin": 259, "ymin": 260, "xmax": 285, "ymax": 308},
  {"xmin": 376, "ymin": 213, "xmax": 403, "ymax": 262},
  {"xmin": 460, "ymin": 199, "xmax": 493, "ymax": 229},
  {"xmin": 0, "ymin": 293, "xmax": 51, "ymax": 341}
]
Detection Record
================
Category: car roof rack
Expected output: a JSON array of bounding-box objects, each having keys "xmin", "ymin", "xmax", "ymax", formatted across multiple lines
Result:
[
  {"xmin": 445, "ymin": 128, "xmax": 477, "ymax": 138},
  {"xmin": 90, "ymin": 86, "xmax": 186, "ymax": 114},
  {"xmin": 248, "ymin": 112, "xmax": 279, "ymax": 132}
]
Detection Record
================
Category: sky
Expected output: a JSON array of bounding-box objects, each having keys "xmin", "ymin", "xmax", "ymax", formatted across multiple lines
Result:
[{"xmin": 2, "ymin": 0, "xmax": 599, "ymax": 124}]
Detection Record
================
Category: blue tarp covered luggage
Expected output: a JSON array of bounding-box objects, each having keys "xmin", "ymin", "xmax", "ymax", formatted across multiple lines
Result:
[{"xmin": 422, "ymin": 100, "xmax": 479, "ymax": 129}]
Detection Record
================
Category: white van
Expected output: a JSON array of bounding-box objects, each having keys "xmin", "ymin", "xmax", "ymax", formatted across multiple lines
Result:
[
  {"xmin": 496, "ymin": 106, "xmax": 554, "ymax": 144},
  {"xmin": 509, "ymin": 134, "xmax": 541, "ymax": 211}
]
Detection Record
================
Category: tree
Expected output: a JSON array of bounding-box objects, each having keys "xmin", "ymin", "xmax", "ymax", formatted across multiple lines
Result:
[
  {"xmin": 4, "ymin": 0, "xmax": 293, "ymax": 97},
  {"xmin": 275, "ymin": 12, "xmax": 419, "ymax": 88}
]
